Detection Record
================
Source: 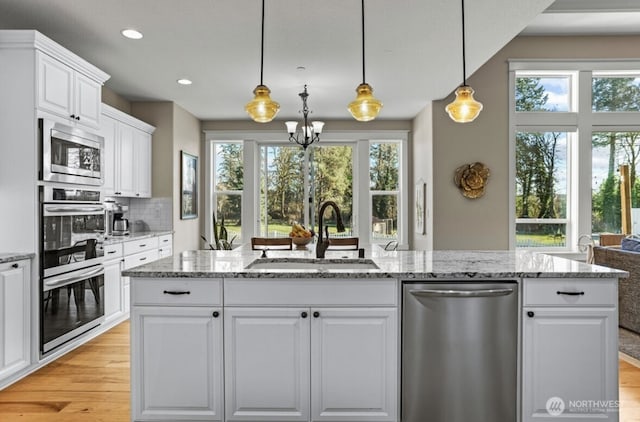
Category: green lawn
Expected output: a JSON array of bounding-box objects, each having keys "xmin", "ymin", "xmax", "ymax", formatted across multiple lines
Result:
[{"xmin": 516, "ymin": 233, "xmax": 566, "ymax": 247}]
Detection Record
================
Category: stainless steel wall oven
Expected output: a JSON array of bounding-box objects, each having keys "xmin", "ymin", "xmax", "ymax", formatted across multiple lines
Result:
[
  {"xmin": 40, "ymin": 186, "xmax": 106, "ymax": 354},
  {"xmin": 39, "ymin": 118, "xmax": 104, "ymax": 186}
]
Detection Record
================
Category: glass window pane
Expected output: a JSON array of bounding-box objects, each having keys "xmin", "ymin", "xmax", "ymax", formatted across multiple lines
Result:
[
  {"xmin": 515, "ymin": 76, "xmax": 570, "ymax": 112},
  {"xmin": 216, "ymin": 194, "xmax": 241, "ymax": 244},
  {"xmin": 515, "ymin": 132, "xmax": 568, "ymax": 221},
  {"xmin": 371, "ymin": 194, "xmax": 397, "ymax": 242},
  {"xmin": 311, "ymin": 145, "xmax": 354, "ymax": 234},
  {"xmin": 214, "ymin": 143, "xmax": 243, "ymax": 191},
  {"xmin": 592, "ymin": 132, "xmax": 640, "ymax": 234},
  {"xmin": 259, "ymin": 146, "xmax": 305, "ymax": 237},
  {"xmin": 592, "ymin": 77, "xmax": 640, "ymax": 112},
  {"xmin": 515, "ymin": 223, "xmax": 566, "ymax": 248},
  {"xmin": 370, "ymin": 143, "xmax": 399, "ymax": 190}
]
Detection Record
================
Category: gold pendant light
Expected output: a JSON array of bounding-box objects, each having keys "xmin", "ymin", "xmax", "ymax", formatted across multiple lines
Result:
[
  {"xmin": 348, "ymin": 0, "xmax": 382, "ymax": 121},
  {"xmin": 445, "ymin": 0, "xmax": 483, "ymax": 123},
  {"xmin": 245, "ymin": 0, "xmax": 279, "ymax": 123}
]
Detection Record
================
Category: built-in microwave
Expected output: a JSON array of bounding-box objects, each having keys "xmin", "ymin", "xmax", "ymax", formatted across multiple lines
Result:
[{"xmin": 39, "ymin": 119, "xmax": 104, "ymax": 186}]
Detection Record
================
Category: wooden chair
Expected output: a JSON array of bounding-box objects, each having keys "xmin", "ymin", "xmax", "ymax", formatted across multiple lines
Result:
[
  {"xmin": 251, "ymin": 237, "xmax": 293, "ymax": 250},
  {"xmin": 328, "ymin": 237, "xmax": 359, "ymax": 250}
]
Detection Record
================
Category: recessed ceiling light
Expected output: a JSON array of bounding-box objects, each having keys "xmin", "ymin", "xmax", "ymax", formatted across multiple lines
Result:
[
  {"xmin": 177, "ymin": 79, "xmax": 193, "ymax": 85},
  {"xmin": 121, "ymin": 29, "xmax": 143, "ymax": 40}
]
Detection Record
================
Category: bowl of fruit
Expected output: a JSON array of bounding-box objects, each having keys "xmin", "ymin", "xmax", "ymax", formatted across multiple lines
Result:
[{"xmin": 289, "ymin": 223, "xmax": 314, "ymax": 248}]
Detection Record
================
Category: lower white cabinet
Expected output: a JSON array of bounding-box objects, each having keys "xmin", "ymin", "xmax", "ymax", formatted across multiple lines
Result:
[
  {"xmin": 0, "ymin": 259, "xmax": 30, "ymax": 382},
  {"xmin": 522, "ymin": 278, "xmax": 618, "ymax": 421},
  {"xmin": 132, "ymin": 306, "xmax": 224, "ymax": 421},
  {"xmin": 104, "ymin": 259, "xmax": 123, "ymax": 321},
  {"xmin": 224, "ymin": 307, "xmax": 398, "ymax": 422},
  {"xmin": 224, "ymin": 308, "xmax": 310, "ymax": 422},
  {"xmin": 131, "ymin": 278, "xmax": 224, "ymax": 422}
]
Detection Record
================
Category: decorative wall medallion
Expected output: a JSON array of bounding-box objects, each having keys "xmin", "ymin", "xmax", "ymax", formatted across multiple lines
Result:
[{"xmin": 454, "ymin": 162, "xmax": 490, "ymax": 199}]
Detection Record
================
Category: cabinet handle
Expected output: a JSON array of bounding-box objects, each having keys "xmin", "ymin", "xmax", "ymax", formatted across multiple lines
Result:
[
  {"xmin": 107, "ymin": 250, "xmax": 116, "ymax": 254},
  {"xmin": 140, "ymin": 244, "xmax": 147, "ymax": 247},
  {"xmin": 70, "ymin": 114, "xmax": 76, "ymax": 119},
  {"xmin": 136, "ymin": 193, "xmax": 140, "ymax": 196},
  {"xmin": 313, "ymin": 311, "xmax": 320, "ymax": 318},
  {"xmin": 139, "ymin": 257, "xmax": 147, "ymax": 261},
  {"xmin": 11, "ymin": 263, "xmax": 19, "ymax": 269},
  {"xmin": 163, "ymin": 290, "xmax": 190, "ymax": 295},
  {"xmin": 76, "ymin": 116, "xmax": 80, "ymax": 121},
  {"xmin": 301, "ymin": 312, "xmax": 308, "ymax": 318},
  {"xmin": 556, "ymin": 291, "xmax": 585, "ymax": 296},
  {"xmin": 527, "ymin": 311, "xmax": 535, "ymax": 318},
  {"xmin": 212, "ymin": 311, "xmax": 220, "ymax": 318}
]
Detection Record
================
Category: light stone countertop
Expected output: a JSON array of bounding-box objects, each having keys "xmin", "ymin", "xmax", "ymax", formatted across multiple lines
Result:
[
  {"xmin": 122, "ymin": 246, "xmax": 628, "ymax": 280},
  {"xmin": 0, "ymin": 252, "xmax": 35, "ymax": 264}
]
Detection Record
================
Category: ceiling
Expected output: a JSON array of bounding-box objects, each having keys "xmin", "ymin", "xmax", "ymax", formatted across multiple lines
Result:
[{"xmin": 1, "ymin": 0, "xmax": 639, "ymax": 121}]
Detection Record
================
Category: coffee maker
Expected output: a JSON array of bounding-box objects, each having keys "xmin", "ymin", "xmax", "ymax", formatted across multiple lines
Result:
[{"xmin": 104, "ymin": 200, "xmax": 129, "ymax": 237}]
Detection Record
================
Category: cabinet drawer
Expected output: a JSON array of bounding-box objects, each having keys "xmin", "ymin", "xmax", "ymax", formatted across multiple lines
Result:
[
  {"xmin": 103, "ymin": 243, "xmax": 123, "ymax": 259},
  {"xmin": 123, "ymin": 249, "xmax": 159, "ymax": 270},
  {"xmin": 157, "ymin": 234, "xmax": 172, "ymax": 248},
  {"xmin": 132, "ymin": 278, "xmax": 222, "ymax": 306},
  {"xmin": 225, "ymin": 278, "xmax": 398, "ymax": 306},
  {"xmin": 158, "ymin": 246, "xmax": 173, "ymax": 258},
  {"xmin": 123, "ymin": 237, "xmax": 159, "ymax": 255},
  {"xmin": 523, "ymin": 278, "xmax": 617, "ymax": 306}
]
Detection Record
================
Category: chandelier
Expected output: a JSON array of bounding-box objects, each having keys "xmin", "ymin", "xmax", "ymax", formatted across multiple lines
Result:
[{"xmin": 286, "ymin": 85, "xmax": 324, "ymax": 149}]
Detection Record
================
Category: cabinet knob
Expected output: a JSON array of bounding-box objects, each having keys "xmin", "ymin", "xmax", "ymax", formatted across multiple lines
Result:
[
  {"xmin": 301, "ymin": 312, "xmax": 308, "ymax": 318},
  {"xmin": 11, "ymin": 263, "xmax": 19, "ymax": 269},
  {"xmin": 212, "ymin": 311, "xmax": 220, "ymax": 318},
  {"xmin": 313, "ymin": 311, "xmax": 320, "ymax": 318},
  {"xmin": 527, "ymin": 311, "xmax": 535, "ymax": 318},
  {"xmin": 76, "ymin": 116, "xmax": 80, "ymax": 120},
  {"xmin": 70, "ymin": 114, "xmax": 76, "ymax": 119}
]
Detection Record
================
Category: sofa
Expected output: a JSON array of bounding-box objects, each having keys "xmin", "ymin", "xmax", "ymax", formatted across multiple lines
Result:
[{"xmin": 593, "ymin": 246, "xmax": 640, "ymax": 334}]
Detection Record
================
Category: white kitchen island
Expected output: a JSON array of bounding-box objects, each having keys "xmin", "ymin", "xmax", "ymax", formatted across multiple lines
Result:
[{"xmin": 123, "ymin": 248, "xmax": 626, "ymax": 422}]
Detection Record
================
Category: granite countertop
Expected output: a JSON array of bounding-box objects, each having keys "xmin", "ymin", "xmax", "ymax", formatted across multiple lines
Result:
[
  {"xmin": 103, "ymin": 230, "xmax": 173, "ymax": 245},
  {"xmin": 0, "ymin": 252, "xmax": 36, "ymax": 264},
  {"xmin": 122, "ymin": 245, "xmax": 628, "ymax": 279}
]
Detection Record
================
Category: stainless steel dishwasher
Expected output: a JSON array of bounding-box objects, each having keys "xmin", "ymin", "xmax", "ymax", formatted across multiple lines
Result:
[{"xmin": 402, "ymin": 281, "xmax": 518, "ymax": 422}]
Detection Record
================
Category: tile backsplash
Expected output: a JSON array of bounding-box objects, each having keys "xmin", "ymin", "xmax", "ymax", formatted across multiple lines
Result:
[{"xmin": 129, "ymin": 197, "xmax": 172, "ymax": 231}]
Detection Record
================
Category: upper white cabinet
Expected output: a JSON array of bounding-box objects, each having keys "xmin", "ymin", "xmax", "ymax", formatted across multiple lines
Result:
[
  {"xmin": 0, "ymin": 259, "xmax": 30, "ymax": 384},
  {"xmin": 37, "ymin": 50, "xmax": 103, "ymax": 129},
  {"xmin": 522, "ymin": 278, "xmax": 618, "ymax": 421},
  {"xmin": 101, "ymin": 104, "xmax": 155, "ymax": 198}
]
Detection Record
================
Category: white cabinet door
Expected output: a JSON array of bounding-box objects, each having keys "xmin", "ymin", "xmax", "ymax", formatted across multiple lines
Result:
[
  {"xmin": 131, "ymin": 306, "xmax": 223, "ymax": 421},
  {"xmin": 74, "ymin": 72, "xmax": 101, "ymax": 128},
  {"xmin": 117, "ymin": 124, "xmax": 136, "ymax": 197},
  {"xmin": 522, "ymin": 307, "xmax": 618, "ymax": 421},
  {"xmin": 101, "ymin": 114, "xmax": 118, "ymax": 196},
  {"xmin": 134, "ymin": 130, "xmax": 152, "ymax": 198},
  {"xmin": 225, "ymin": 308, "xmax": 310, "ymax": 421},
  {"xmin": 37, "ymin": 53, "xmax": 73, "ymax": 118},
  {"xmin": 103, "ymin": 259, "xmax": 122, "ymax": 322},
  {"xmin": 0, "ymin": 260, "xmax": 30, "ymax": 381},
  {"xmin": 310, "ymin": 308, "xmax": 397, "ymax": 422}
]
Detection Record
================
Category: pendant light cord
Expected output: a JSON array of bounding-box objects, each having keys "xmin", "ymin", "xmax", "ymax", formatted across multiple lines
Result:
[
  {"xmin": 361, "ymin": 0, "xmax": 366, "ymax": 84},
  {"xmin": 260, "ymin": 0, "xmax": 265, "ymax": 85},
  {"xmin": 461, "ymin": 0, "xmax": 466, "ymax": 86}
]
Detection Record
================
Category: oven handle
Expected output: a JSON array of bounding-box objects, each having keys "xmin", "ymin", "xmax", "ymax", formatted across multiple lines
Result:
[
  {"xmin": 44, "ymin": 266, "xmax": 105, "ymax": 291},
  {"xmin": 44, "ymin": 206, "xmax": 105, "ymax": 216}
]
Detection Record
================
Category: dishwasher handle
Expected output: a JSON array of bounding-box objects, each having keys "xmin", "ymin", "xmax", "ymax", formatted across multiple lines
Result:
[{"xmin": 409, "ymin": 288, "xmax": 515, "ymax": 298}]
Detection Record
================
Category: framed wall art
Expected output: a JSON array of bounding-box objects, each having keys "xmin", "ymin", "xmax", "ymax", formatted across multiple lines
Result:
[
  {"xmin": 415, "ymin": 180, "xmax": 426, "ymax": 235},
  {"xmin": 181, "ymin": 151, "xmax": 198, "ymax": 219}
]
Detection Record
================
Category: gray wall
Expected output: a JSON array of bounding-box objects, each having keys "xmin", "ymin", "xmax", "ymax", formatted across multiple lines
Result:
[{"xmin": 429, "ymin": 34, "xmax": 640, "ymax": 250}]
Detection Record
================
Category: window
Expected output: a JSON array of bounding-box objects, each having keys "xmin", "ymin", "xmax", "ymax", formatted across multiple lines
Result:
[
  {"xmin": 211, "ymin": 142, "xmax": 243, "ymax": 245},
  {"xmin": 511, "ymin": 62, "xmax": 640, "ymax": 251},
  {"xmin": 370, "ymin": 142, "xmax": 400, "ymax": 243},
  {"xmin": 205, "ymin": 131, "xmax": 408, "ymax": 248}
]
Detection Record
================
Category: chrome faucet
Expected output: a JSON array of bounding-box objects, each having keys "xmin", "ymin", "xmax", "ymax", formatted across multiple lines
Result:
[{"xmin": 316, "ymin": 201, "xmax": 345, "ymax": 258}]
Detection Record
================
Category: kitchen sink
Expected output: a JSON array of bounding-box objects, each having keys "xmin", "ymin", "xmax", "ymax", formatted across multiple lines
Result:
[{"xmin": 245, "ymin": 258, "xmax": 380, "ymax": 270}]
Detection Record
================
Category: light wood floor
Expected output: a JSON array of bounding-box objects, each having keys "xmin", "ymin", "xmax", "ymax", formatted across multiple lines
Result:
[{"xmin": 2, "ymin": 321, "xmax": 640, "ymax": 421}]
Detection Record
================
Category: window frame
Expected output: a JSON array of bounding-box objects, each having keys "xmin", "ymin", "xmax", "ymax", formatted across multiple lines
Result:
[{"xmin": 510, "ymin": 60, "xmax": 640, "ymax": 253}]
